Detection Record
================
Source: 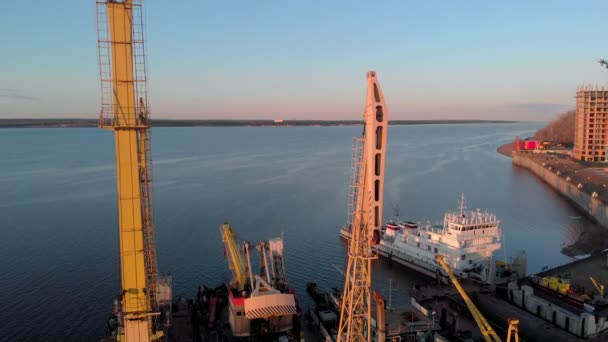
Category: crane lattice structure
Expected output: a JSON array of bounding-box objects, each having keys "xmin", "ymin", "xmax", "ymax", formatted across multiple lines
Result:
[
  {"xmin": 338, "ymin": 71, "xmax": 389, "ymax": 342},
  {"xmin": 96, "ymin": 0, "xmax": 162, "ymax": 340}
]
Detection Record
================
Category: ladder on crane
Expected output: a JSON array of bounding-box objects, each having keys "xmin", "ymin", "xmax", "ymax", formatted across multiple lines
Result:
[
  {"xmin": 338, "ymin": 72, "xmax": 388, "ymax": 342},
  {"xmin": 96, "ymin": 0, "xmax": 166, "ymax": 340}
]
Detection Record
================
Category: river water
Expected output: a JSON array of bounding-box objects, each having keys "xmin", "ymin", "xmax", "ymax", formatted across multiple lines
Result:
[{"xmin": 0, "ymin": 123, "xmax": 596, "ymax": 341}]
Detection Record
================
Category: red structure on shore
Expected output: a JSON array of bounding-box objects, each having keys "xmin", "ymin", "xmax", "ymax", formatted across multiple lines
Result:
[{"xmin": 513, "ymin": 137, "xmax": 540, "ymax": 151}]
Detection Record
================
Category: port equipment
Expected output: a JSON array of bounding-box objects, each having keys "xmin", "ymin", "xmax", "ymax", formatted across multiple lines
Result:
[
  {"xmin": 221, "ymin": 223, "xmax": 248, "ymax": 291},
  {"xmin": 506, "ymin": 318, "xmax": 519, "ymax": 342},
  {"xmin": 435, "ymin": 255, "xmax": 502, "ymax": 342},
  {"xmin": 220, "ymin": 224, "xmax": 296, "ymax": 337},
  {"xmin": 541, "ymin": 277, "xmax": 570, "ymax": 295},
  {"xmin": 372, "ymin": 291, "xmax": 387, "ymax": 342},
  {"xmin": 97, "ymin": 0, "xmax": 165, "ymax": 340},
  {"xmin": 338, "ymin": 71, "xmax": 389, "ymax": 342},
  {"xmin": 590, "ymin": 276, "xmax": 605, "ymax": 297},
  {"xmin": 257, "ymin": 238, "xmax": 288, "ymax": 291}
]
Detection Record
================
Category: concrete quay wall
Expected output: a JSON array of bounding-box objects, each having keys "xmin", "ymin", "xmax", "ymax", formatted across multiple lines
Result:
[{"xmin": 512, "ymin": 152, "xmax": 608, "ymax": 229}]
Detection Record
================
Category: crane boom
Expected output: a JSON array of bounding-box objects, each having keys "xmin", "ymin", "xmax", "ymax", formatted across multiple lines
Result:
[
  {"xmin": 97, "ymin": 1, "xmax": 161, "ymax": 340},
  {"xmin": 590, "ymin": 276, "xmax": 605, "ymax": 297},
  {"xmin": 435, "ymin": 255, "xmax": 501, "ymax": 342},
  {"xmin": 221, "ymin": 223, "xmax": 247, "ymax": 290},
  {"xmin": 338, "ymin": 71, "xmax": 388, "ymax": 342}
]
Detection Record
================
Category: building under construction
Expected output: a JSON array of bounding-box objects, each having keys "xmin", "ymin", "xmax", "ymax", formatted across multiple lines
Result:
[{"xmin": 574, "ymin": 86, "xmax": 608, "ymax": 162}]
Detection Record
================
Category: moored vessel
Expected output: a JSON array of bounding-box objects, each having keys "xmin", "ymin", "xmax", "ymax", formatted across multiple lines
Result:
[{"xmin": 341, "ymin": 195, "xmax": 505, "ymax": 284}]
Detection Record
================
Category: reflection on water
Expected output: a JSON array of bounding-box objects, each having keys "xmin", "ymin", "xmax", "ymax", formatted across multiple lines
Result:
[{"xmin": 0, "ymin": 123, "xmax": 599, "ymax": 340}]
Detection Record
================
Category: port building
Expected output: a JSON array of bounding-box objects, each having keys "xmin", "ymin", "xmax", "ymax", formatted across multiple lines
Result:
[{"xmin": 574, "ymin": 86, "xmax": 608, "ymax": 162}]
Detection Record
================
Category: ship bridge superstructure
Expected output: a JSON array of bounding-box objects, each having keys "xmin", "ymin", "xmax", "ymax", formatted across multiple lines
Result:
[{"xmin": 378, "ymin": 195, "xmax": 502, "ymax": 282}]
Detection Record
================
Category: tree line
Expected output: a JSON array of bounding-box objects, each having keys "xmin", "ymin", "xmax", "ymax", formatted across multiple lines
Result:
[{"xmin": 534, "ymin": 110, "xmax": 575, "ymax": 144}]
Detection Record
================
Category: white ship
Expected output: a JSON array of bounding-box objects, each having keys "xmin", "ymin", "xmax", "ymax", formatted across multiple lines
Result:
[{"xmin": 340, "ymin": 195, "xmax": 503, "ymax": 283}]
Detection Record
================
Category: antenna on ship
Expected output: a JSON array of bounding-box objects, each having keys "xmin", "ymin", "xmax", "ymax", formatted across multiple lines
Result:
[
  {"xmin": 392, "ymin": 203, "xmax": 400, "ymax": 222},
  {"xmin": 459, "ymin": 193, "xmax": 466, "ymax": 217}
]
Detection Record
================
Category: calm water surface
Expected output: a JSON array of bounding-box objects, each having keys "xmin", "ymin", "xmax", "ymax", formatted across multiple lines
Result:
[{"xmin": 0, "ymin": 123, "xmax": 594, "ymax": 341}]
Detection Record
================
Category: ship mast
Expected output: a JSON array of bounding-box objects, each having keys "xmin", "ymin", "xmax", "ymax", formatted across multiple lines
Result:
[
  {"xmin": 338, "ymin": 71, "xmax": 389, "ymax": 342},
  {"xmin": 459, "ymin": 193, "xmax": 466, "ymax": 216},
  {"xmin": 97, "ymin": 0, "xmax": 161, "ymax": 340}
]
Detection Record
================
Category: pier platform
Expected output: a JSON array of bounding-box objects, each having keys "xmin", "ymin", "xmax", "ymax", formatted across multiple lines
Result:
[{"xmin": 538, "ymin": 251, "xmax": 608, "ymax": 301}]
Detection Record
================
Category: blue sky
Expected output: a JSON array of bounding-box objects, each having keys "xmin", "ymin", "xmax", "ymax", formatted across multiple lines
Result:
[{"xmin": 1, "ymin": 0, "xmax": 608, "ymax": 120}]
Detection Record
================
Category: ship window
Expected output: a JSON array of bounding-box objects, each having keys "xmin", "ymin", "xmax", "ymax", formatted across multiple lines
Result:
[{"xmin": 461, "ymin": 255, "xmax": 466, "ymax": 260}]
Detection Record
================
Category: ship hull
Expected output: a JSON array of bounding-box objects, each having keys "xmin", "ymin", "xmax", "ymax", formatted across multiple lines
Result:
[{"xmin": 376, "ymin": 245, "xmax": 444, "ymax": 281}]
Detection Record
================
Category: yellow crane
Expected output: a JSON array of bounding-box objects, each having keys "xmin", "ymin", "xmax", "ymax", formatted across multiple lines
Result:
[
  {"xmin": 436, "ymin": 255, "xmax": 520, "ymax": 342},
  {"xmin": 97, "ymin": 0, "xmax": 163, "ymax": 340},
  {"xmin": 338, "ymin": 71, "xmax": 388, "ymax": 342},
  {"xmin": 221, "ymin": 223, "xmax": 248, "ymax": 291},
  {"xmin": 590, "ymin": 276, "xmax": 605, "ymax": 297},
  {"xmin": 507, "ymin": 318, "xmax": 520, "ymax": 342}
]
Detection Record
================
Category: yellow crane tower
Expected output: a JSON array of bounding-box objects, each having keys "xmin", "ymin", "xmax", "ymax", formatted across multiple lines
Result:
[
  {"xmin": 97, "ymin": 1, "xmax": 162, "ymax": 340},
  {"xmin": 436, "ymin": 255, "xmax": 520, "ymax": 342},
  {"xmin": 338, "ymin": 71, "xmax": 388, "ymax": 342}
]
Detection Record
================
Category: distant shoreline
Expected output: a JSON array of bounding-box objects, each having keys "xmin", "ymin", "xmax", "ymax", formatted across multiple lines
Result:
[{"xmin": 0, "ymin": 118, "xmax": 519, "ymax": 128}]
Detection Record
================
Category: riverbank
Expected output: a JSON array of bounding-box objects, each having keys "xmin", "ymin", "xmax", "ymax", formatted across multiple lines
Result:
[
  {"xmin": 512, "ymin": 152, "xmax": 608, "ymax": 256},
  {"xmin": 497, "ymin": 142, "xmax": 513, "ymax": 157}
]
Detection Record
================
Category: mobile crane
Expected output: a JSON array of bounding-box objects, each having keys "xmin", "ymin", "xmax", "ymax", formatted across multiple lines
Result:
[
  {"xmin": 220, "ymin": 223, "xmax": 296, "ymax": 337},
  {"xmin": 97, "ymin": 1, "xmax": 167, "ymax": 340},
  {"xmin": 436, "ymin": 255, "xmax": 520, "ymax": 342}
]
